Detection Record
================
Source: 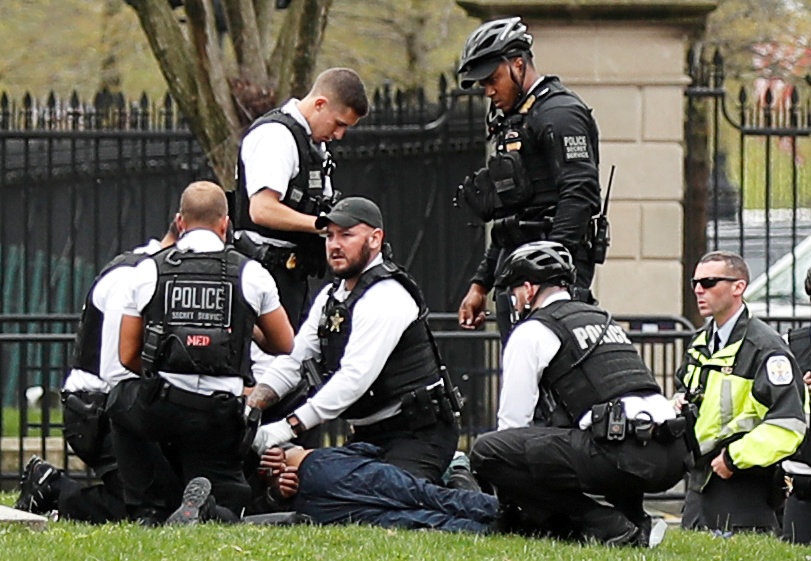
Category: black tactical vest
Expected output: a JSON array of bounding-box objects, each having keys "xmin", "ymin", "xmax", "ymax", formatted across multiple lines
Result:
[
  {"xmin": 233, "ymin": 108, "xmax": 328, "ymax": 244},
  {"xmin": 528, "ymin": 300, "xmax": 660, "ymax": 425},
  {"xmin": 142, "ymin": 246, "xmax": 256, "ymax": 384},
  {"xmin": 492, "ymin": 76, "xmax": 600, "ymax": 221},
  {"xmin": 71, "ymin": 252, "xmax": 152, "ymax": 375},
  {"xmin": 317, "ymin": 261, "xmax": 441, "ymax": 419}
]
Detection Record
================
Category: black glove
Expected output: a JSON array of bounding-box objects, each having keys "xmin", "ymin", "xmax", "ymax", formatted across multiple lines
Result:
[
  {"xmin": 239, "ymin": 405, "xmax": 262, "ymax": 458},
  {"xmin": 491, "ymin": 215, "xmax": 520, "ymax": 249}
]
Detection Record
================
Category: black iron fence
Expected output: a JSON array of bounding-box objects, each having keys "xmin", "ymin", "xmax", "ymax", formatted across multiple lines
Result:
[
  {"xmin": 685, "ymin": 48, "xmax": 811, "ymax": 318},
  {"xmin": 0, "ymin": 78, "xmax": 487, "ymax": 405}
]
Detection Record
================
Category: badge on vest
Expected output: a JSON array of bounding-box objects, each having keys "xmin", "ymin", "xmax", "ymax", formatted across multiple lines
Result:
[
  {"xmin": 165, "ymin": 280, "xmax": 232, "ymax": 327},
  {"xmin": 504, "ymin": 130, "xmax": 522, "ymax": 152},
  {"xmin": 562, "ymin": 135, "xmax": 590, "ymax": 161},
  {"xmin": 767, "ymin": 355, "xmax": 793, "ymax": 385},
  {"xmin": 328, "ymin": 309, "xmax": 345, "ymax": 333}
]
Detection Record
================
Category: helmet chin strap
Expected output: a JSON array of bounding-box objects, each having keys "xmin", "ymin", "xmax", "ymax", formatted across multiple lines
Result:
[
  {"xmin": 484, "ymin": 53, "xmax": 529, "ymax": 135},
  {"xmin": 512, "ymin": 283, "xmax": 544, "ymax": 325},
  {"xmin": 505, "ymin": 53, "xmax": 528, "ymax": 113}
]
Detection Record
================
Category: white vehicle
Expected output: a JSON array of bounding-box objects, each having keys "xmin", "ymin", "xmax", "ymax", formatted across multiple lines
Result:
[{"xmin": 744, "ymin": 234, "xmax": 811, "ymax": 318}]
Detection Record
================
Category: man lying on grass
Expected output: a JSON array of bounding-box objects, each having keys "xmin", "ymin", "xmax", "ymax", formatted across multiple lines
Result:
[{"xmin": 258, "ymin": 444, "xmax": 499, "ymax": 532}]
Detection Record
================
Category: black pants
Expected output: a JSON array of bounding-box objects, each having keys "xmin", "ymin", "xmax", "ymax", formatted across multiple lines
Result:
[
  {"xmin": 350, "ymin": 417, "xmax": 460, "ymax": 484},
  {"xmin": 470, "ymin": 426, "xmax": 688, "ymax": 542},
  {"xmin": 682, "ymin": 465, "xmax": 780, "ymax": 533},
  {"xmin": 59, "ymin": 390, "xmax": 126, "ymax": 523},
  {"xmin": 107, "ymin": 378, "xmax": 250, "ymax": 521},
  {"xmin": 783, "ymin": 494, "xmax": 811, "ymax": 543}
]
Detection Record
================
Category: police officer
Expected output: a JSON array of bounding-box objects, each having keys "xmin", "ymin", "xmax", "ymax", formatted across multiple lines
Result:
[
  {"xmin": 247, "ymin": 197, "xmax": 461, "ymax": 484},
  {"xmin": 232, "ymin": 67, "xmax": 369, "ymax": 330},
  {"xmin": 107, "ymin": 181, "xmax": 294, "ymax": 525},
  {"xmin": 455, "ymin": 17, "xmax": 602, "ymax": 340},
  {"xmin": 781, "ymin": 266, "xmax": 811, "ymax": 543},
  {"xmin": 14, "ymin": 225, "xmax": 178, "ymax": 522},
  {"xmin": 470, "ymin": 241, "xmax": 689, "ymax": 547},
  {"xmin": 677, "ymin": 250, "xmax": 807, "ymax": 533}
]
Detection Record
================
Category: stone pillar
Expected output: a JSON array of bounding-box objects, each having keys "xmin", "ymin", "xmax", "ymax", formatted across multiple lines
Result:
[{"xmin": 457, "ymin": 0, "xmax": 716, "ymax": 316}]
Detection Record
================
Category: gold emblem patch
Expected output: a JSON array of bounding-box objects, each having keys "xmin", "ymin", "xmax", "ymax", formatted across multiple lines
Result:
[{"xmin": 329, "ymin": 310, "xmax": 345, "ymax": 333}]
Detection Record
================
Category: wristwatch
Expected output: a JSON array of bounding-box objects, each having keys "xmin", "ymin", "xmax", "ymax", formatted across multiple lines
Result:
[{"xmin": 286, "ymin": 414, "xmax": 305, "ymax": 437}]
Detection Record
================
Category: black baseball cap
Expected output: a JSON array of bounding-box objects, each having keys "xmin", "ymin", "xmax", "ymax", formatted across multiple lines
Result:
[{"xmin": 315, "ymin": 197, "xmax": 384, "ymax": 230}]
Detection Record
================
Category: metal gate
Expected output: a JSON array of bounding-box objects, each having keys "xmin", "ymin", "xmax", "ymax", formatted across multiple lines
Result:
[{"xmin": 684, "ymin": 47, "xmax": 811, "ymax": 323}]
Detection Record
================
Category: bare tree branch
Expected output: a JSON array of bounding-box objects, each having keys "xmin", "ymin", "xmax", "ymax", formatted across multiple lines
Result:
[{"xmin": 125, "ymin": 0, "xmax": 332, "ymax": 188}]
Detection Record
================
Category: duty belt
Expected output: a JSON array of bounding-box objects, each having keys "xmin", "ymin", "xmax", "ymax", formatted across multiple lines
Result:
[
  {"xmin": 624, "ymin": 417, "xmax": 688, "ymax": 445},
  {"xmin": 157, "ymin": 382, "xmax": 241, "ymax": 412}
]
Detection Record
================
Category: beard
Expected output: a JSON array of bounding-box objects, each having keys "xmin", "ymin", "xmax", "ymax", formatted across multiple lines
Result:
[{"xmin": 331, "ymin": 241, "xmax": 372, "ymax": 280}]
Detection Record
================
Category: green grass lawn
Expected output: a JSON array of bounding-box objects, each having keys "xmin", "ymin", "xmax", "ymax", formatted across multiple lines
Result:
[
  {"xmin": 1, "ymin": 407, "xmax": 63, "ymax": 437},
  {"xmin": 2, "ymin": 493, "xmax": 810, "ymax": 561}
]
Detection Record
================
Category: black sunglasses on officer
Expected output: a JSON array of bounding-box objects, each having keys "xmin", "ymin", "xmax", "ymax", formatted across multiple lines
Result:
[{"xmin": 690, "ymin": 276, "xmax": 742, "ymax": 290}]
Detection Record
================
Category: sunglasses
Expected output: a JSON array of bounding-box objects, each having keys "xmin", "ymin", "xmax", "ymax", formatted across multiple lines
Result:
[{"xmin": 690, "ymin": 276, "xmax": 741, "ymax": 289}]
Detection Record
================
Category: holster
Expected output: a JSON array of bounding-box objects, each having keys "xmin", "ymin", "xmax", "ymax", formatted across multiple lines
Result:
[
  {"xmin": 491, "ymin": 214, "xmax": 553, "ymax": 249},
  {"xmin": 681, "ymin": 402, "xmax": 702, "ymax": 462},
  {"xmin": 233, "ymin": 233, "xmax": 266, "ymax": 262},
  {"xmin": 239, "ymin": 406, "xmax": 262, "ymax": 459},
  {"xmin": 61, "ymin": 391, "xmax": 107, "ymax": 462},
  {"xmin": 141, "ymin": 323, "xmax": 166, "ymax": 378},
  {"xmin": 401, "ymin": 387, "xmax": 438, "ymax": 430}
]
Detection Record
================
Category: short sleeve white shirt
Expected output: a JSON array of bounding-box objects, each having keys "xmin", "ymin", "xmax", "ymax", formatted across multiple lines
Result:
[{"xmin": 121, "ymin": 229, "xmax": 281, "ymax": 396}]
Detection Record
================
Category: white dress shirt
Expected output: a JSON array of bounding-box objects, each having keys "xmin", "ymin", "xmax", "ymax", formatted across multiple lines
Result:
[
  {"xmin": 708, "ymin": 302, "xmax": 746, "ymax": 353},
  {"xmin": 255, "ymin": 253, "xmax": 420, "ymax": 429},
  {"xmin": 122, "ymin": 229, "xmax": 281, "ymax": 396}
]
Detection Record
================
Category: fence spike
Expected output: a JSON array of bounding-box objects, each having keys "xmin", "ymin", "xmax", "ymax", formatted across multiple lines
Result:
[
  {"xmin": 712, "ymin": 48, "xmax": 724, "ymax": 89},
  {"xmin": 139, "ymin": 92, "xmax": 149, "ymax": 130},
  {"xmin": 0, "ymin": 92, "xmax": 8, "ymax": 130},
  {"xmin": 438, "ymin": 74, "xmax": 448, "ymax": 112},
  {"xmin": 162, "ymin": 92, "xmax": 173, "ymax": 129},
  {"xmin": 68, "ymin": 91, "xmax": 80, "ymax": 130}
]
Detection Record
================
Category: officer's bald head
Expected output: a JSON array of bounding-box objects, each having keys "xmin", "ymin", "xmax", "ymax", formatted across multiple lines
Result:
[{"xmin": 179, "ymin": 181, "xmax": 227, "ymax": 228}]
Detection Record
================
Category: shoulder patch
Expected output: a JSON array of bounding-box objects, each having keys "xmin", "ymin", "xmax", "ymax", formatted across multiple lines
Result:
[
  {"xmin": 562, "ymin": 135, "xmax": 590, "ymax": 161},
  {"xmin": 766, "ymin": 355, "xmax": 793, "ymax": 386}
]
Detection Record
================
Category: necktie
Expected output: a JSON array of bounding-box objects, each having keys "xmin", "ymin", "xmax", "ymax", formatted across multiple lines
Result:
[{"xmin": 713, "ymin": 332, "xmax": 722, "ymax": 353}]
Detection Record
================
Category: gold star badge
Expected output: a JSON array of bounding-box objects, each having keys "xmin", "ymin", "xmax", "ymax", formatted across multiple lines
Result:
[{"xmin": 329, "ymin": 310, "xmax": 345, "ymax": 333}]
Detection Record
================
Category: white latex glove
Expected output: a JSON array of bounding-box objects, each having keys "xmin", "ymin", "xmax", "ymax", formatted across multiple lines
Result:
[{"xmin": 251, "ymin": 419, "xmax": 296, "ymax": 454}]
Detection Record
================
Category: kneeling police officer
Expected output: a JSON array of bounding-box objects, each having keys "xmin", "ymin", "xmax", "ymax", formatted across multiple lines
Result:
[
  {"xmin": 470, "ymin": 241, "xmax": 690, "ymax": 546},
  {"xmin": 107, "ymin": 181, "xmax": 294, "ymax": 525},
  {"xmin": 247, "ymin": 197, "xmax": 462, "ymax": 484}
]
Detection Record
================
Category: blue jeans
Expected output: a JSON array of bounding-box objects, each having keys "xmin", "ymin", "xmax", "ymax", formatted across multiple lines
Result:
[{"xmin": 293, "ymin": 443, "xmax": 498, "ymax": 532}]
